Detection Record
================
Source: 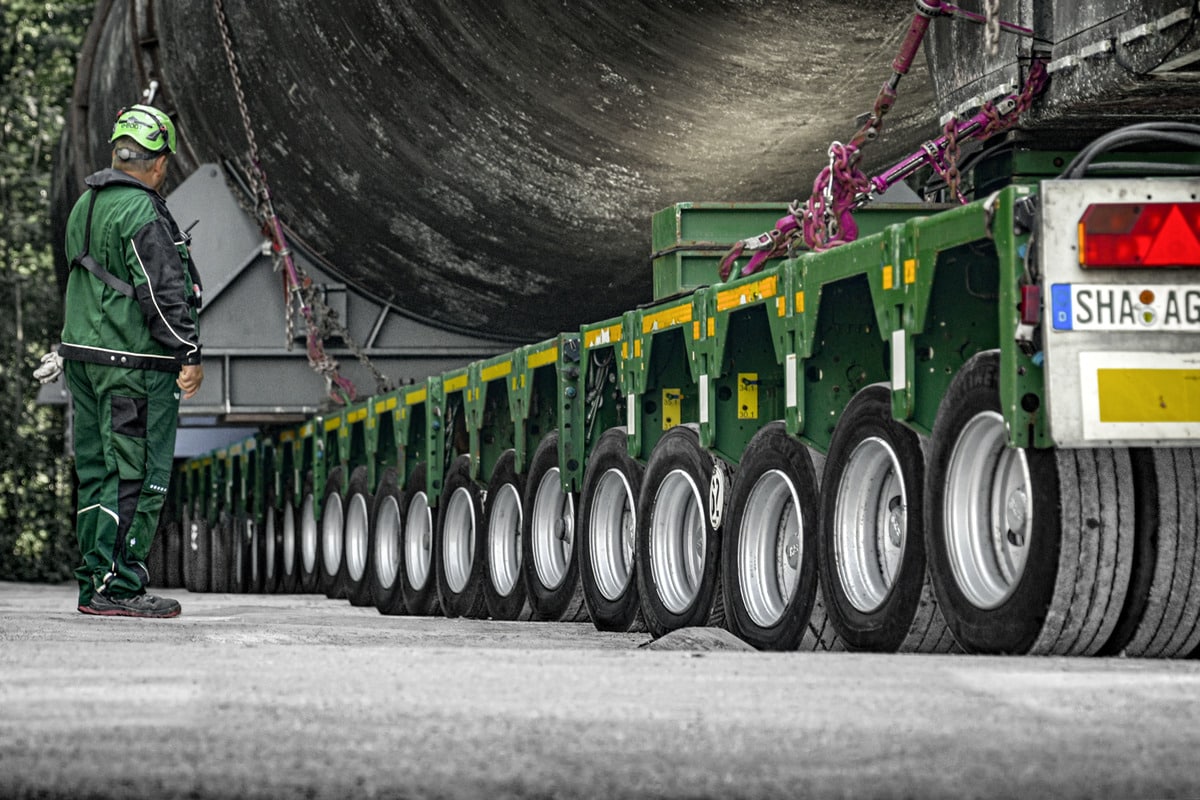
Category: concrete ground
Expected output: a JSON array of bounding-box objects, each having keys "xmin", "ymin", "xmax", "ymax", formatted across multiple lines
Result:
[{"xmin": 2, "ymin": 581, "xmax": 1200, "ymax": 800}]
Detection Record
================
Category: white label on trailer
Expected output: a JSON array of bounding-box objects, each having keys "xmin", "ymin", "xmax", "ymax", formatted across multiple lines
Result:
[
  {"xmin": 699, "ymin": 374, "xmax": 710, "ymax": 424},
  {"xmin": 1050, "ymin": 284, "xmax": 1200, "ymax": 332},
  {"xmin": 891, "ymin": 330, "xmax": 906, "ymax": 393},
  {"xmin": 785, "ymin": 354, "xmax": 797, "ymax": 408},
  {"xmin": 627, "ymin": 392, "xmax": 636, "ymax": 437}
]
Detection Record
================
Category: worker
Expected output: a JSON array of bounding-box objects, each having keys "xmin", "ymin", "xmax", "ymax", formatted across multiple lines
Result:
[{"xmin": 52, "ymin": 103, "xmax": 203, "ymax": 617}]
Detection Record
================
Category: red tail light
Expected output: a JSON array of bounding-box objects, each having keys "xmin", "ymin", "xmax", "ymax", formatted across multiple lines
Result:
[{"xmin": 1078, "ymin": 202, "xmax": 1200, "ymax": 269}]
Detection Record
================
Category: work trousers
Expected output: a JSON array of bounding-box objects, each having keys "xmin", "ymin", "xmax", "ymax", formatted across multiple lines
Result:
[{"xmin": 65, "ymin": 360, "xmax": 180, "ymax": 605}]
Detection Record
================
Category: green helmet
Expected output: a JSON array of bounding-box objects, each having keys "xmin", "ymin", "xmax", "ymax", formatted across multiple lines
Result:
[{"xmin": 110, "ymin": 104, "xmax": 176, "ymax": 154}]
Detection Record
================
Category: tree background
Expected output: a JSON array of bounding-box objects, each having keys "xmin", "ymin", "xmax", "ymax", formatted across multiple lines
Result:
[{"xmin": 1, "ymin": 0, "xmax": 93, "ymax": 580}]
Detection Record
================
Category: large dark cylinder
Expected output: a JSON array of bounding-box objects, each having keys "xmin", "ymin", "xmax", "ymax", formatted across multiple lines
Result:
[{"xmin": 57, "ymin": 0, "xmax": 933, "ymax": 341}]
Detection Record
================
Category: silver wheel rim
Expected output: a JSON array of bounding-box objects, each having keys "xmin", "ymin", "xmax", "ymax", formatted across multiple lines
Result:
[
  {"xmin": 488, "ymin": 483, "xmax": 522, "ymax": 595},
  {"xmin": 301, "ymin": 493, "xmax": 317, "ymax": 574},
  {"xmin": 374, "ymin": 495, "xmax": 401, "ymax": 590},
  {"xmin": 834, "ymin": 437, "xmax": 906, "ymax": 613},
  {"xmin": 589, "ymin": 468, "xmax": 636, "ymax": 602},
  {"xmin": 650, "ymin": 469, "xmax": 706, "ymax": 614},
  {"xmin": 443, "ymin": 486, "xmax": 476, "ymax": 593},
  {"xmin": 405, "ymin": 491, "xmax": 433, "ymax": 590},
  {"xmin": 738, "ymin": 469, "xmax": 801, "ymax": 627},
  {"xmin": 247, "ymin": 519, "xmax": 258, "ymax": 583},
  {"xmin": 282, "ymin": 502, "xmax": 296, "ymax": 576},
  {"xmin": 264, "ymin": 506, "xmax": 276, "ymax": 581},
  {"xmin": 531, "ymin": 468, "xmax": 574, "ymax": 590},
  {"xmin": 944, "ymin": 410, "xmax": 1032, "ymax": 610},
  {"xmin": 322, "ymin": 493, "xmax": 344, "ymax": 575},
  {"xmin": 345, "ymin": 492, "xmax": 370, "ymax": 582}
]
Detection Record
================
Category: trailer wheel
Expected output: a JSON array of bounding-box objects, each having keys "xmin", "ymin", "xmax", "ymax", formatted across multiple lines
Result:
[
  {"xmin": 636, "ymin": 425, "xmax": 725, "ymax": 637},
  {"xmin": 165, "ymin": 517, "xmax": 183, "ymax": 588},
  {"xmin": 260, "ymin": 498, "xmax": 279, "ymax": 594},
  {"xmin": 436, "ymin": 456, "xmax": 488, "ymax": 618},
  {"xmin": 336, "ymin": 466, "xmax": 374, "ymax": 607},
  {"xmin": 369, "ymin": 468, "xmax": 407, "ymax": 615},
  {"xmin": 318, "ymin": 466, "xmax": 347, "ymax": 599},
  {"xmin": 926, "ymin": 350, "xmax": 1134, "ymax": 655},
  {"xmin": 579, "ymin": 428, "xmax": 645, "ymax": 632},
  {"xmin": 277, "ymin": 479, "xmax": 300, "ymax": 594},
  {"xmin": 819, "ymin": 386, "xmax": 952, "ymax": 652},
  {"xmin": 401, "ymin": 464, "xmax": 439, "ymax": 615},
  {"xmin": 523, "ymin": 432, "xmax": 587, "ymax": 621},
  {"xmin": 231, "ymin": 512, "xmax": 254, "ymax": 594},
  {"xmin": 1105, "ymin": 448, "xmax": 1200, "ymax": 657},
  {"xmin": 297, "ymin": 473, "xmax": 321, "ymax": 593},
  {"xmin": 210, "ymin": 510, "xmax": 232, "ymax": 593},
  {"xmin": 482, "ymin": 450, "xmax": 528, "ymax": 621},
  {"xmin": 182, "ymin": 505, "xmax": 210, "ymax": 593},
  {"xmin": 719, "ymin": 423, "xmax": 817, "ymax": 650}
]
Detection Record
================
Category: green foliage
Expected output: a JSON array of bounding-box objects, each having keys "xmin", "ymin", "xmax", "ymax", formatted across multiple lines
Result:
[{"xmin": 0, "ymin": 0, "xmax": 94, "ymax": 581}]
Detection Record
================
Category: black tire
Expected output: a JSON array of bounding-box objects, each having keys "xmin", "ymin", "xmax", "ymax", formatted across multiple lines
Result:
[
  {"xmin": 210, "ymin": 510, "xmax": 232, "ymax": 593},
  {"xmin": 481, "ymin": 450, "xmax": 529, "ymax": 621},
  {"xmin": 818, "ymin": 386, "xmax": 953, "ymax": 653},
  {"xmin": 636, "ymin": 425, "xmax": 726, "ymax": 638},
  {"xmin": 522, "ymin": 432, "xmax": 587, "ymax": 622},
  {"xmin": 925, "ymin": 350, "xmax": 1134, "ymax": 655},
  {"xmin": 1105, "ymin": 448, "xmax": 1200, "ymax": 657},
  {"xmin": 579, "ymin": 428, "xmax": 645, "ymax": 632},
  {"xmin": 436, "ymin": 456, "xmax": 489, "ymax": 618},
  {"xmin": 231, "ymin": 510, "xmax": 254, "ymax": 594},
  {"xmin": 277, "ymin": 478, "xmax": 301, "ymax": 594},
  {"xmin": 369, "ymin": 467, "xmax": 407, "ymax": 615},
  {"xmin": 182, "ymin": 506, "xmax": 210, "ymax": 593},
  {"xmin": 318, "ymin": 466, "xmax": 348, "ymax": 598},
  {"xmin": 342, "ymin": 467, "xmax": 376, "ymax": 607},
  {"xmin": 297, "ymin": 472, "xmax": 321, "ymax": 594},
  {"xmin": 721, "ymin": 422, "xmax": 819, "ymax": 650},
  {"xmin": 400, "ymin": 464, "xmax": 439, "ymax": 615},
  {"xmin": 165, "ymin": 516, "xmax": 184, "ymax": 588}
]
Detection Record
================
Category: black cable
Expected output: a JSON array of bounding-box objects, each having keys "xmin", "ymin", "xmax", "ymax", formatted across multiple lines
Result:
[
  {"xmin": 1062, "ymin": 123, "xmax": 1200, "ymax": 178},
  {"xmin": 1114, "ymin": 0, "xmax": 1200, "ymax": 77},
  {"xmin": 1082, "ymin": 161, "xmax": 1200, "ymax": 175}
]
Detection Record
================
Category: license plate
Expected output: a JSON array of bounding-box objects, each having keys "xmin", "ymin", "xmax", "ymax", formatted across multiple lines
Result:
[{"xmin": 1050, "ymin": 283, "xmax": 1200, "ymax": 332}]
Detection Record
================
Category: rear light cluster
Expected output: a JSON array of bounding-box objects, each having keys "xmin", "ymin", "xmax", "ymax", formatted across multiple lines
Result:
[{"xmin": 1078, "ymin": 202, "xmax": 1200, "ymax": 269}]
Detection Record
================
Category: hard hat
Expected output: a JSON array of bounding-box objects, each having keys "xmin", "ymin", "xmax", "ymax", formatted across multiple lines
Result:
[{"xmin": 109, "ymin": 104, "xmax": 177, "ymax": 154}]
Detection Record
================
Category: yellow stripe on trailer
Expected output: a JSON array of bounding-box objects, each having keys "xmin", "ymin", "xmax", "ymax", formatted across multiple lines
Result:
[
  {"xmin": 528, "ymin": 347, "xmax": 558, "ymax": 369},
  {"xmin": 444, "ymin": 374, "xmax": 468, "ymax": 393},
  {"xmin": 406, "ymin": 388, "xmax": 427, "ymax": 405},
  {"xmin": 324, "ymin": 417, "xmax": 341, "ymax": 432},
  {"xmin": 716, "ymin": 275, "xmax": 777, "ymax": 312},
  {"xmin": 481, "ymin": 361, "xmax": 513, "ymax": 382},
  {"xmin": 374, "ymin": 397, "xmax": 397, "ymax": 414},
  {"xmin": 642, "ymin": 303, "xmax": 692, "ymax": 333},
  {"xmin": 584, "ymin": 324, "xmax": 623, "ymax": 349},
  {"xmin": 347, "ymin": 408, "xmax": 368, "ymax": 424}
]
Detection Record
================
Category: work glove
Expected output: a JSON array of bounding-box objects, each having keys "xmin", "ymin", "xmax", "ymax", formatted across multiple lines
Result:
[{"xmin": 33, "ymin": 351, "xmax": 64, "ymax": 385}]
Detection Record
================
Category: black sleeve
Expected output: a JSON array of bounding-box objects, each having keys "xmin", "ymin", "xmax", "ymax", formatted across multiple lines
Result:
[{"xmin": 129, "ymin": 218, "xmax": 202, "ymax": 364}]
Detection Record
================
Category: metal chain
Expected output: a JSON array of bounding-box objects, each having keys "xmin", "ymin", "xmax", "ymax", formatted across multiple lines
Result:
[
  {"xmin": 942, "ymin": 115, "xmax": 962, "ymax": 202},
  {"xmin": 213, "ymin": 0, "xmax": 392, "ymax": 397},
  {"xmin": 985, "ymin": 0, "xmax": 1002, "ymax": 57}
]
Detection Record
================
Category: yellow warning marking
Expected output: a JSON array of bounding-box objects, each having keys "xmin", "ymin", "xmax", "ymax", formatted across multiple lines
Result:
[
  {"xmin": 642, "ymin": 303, "xmax": 693, "ymax": 333},
  {"xmin": 374, "ymin": 397, "xmax": 397, "ymax": 414},
  {"xmin": 796, "ymin": 291, "xmax": 805, "ymax": 313},
  {"xmin": 716, "ymin": 275, "xmax": 777, "ymax": 312},
  {"xmin": 693, "ymin": 321, "xmax": 701, "ymax": 341},
  {"xmin": 738, "ymin": 373, "xmax": 759, "ymax": 420},
  {"xmin": 634, "ymin": 339, "xmax": 642, "ymax": 358},
  {"xmin": 662, "ymin": 388, "xmax": 681, "ymax": 431},
  {"xmin": 444, "ymin": 374, "xmax": 468, "ymax": 393},
  {"xmin": 777, "ymin": 296, "xmax": 787, "ymax": 317},
  {"xmin": 230, "ymin": 443, "xmax": 242, "ymax": 456},
  {"xmin": 406, "ymin": 388, "xmax": 427, "ymax": 405},
  {"xmin": 528, "ymin": 347, "xmax": 558, "ymax": 369},
  {"xmin": 324, "ymin": 417, "xmax": 341, "ymax": 432},
  {"xmin": 1098, "ymin": 368, "xmax": 1200, "ymax": 422},
  {"xmin": 347, "ymin": 408, "xmax": 368, "ymax": 424},
  {"xmin": 300, "ymin": 422, "xmax": 314, "ymax": 437},
  {"xmin": 707, "ymin": 318, "xmax": 715, "ymax": 337},
  {"xmin": 481, "ymin": 361, "xmax": 512, "ymax": 382},
  {"xmin": 584, "ymin": 324, "xmax": 622, "ymax": 349},
  {"xmin": 883, "ymin": 264, "xmax": 894, "ymax": 291},
  {"xmin": 279, "ymin": 430, "xmax": 296, "ymax": 443},
  {"xmin": 904, "ymin": 258, "xmax": 917, "ymax": 285}
]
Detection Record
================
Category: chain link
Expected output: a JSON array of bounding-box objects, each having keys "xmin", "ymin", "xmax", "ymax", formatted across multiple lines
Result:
[
  {"xmin": 942, "ymin": 115, "xmax": 962, "ymax": 202},
  {"xmin": 985, "ymin": 0, "xmax": 1002, "ymax": 57}
]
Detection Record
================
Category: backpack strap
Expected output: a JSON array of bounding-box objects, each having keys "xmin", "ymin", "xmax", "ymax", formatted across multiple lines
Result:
[{"xmin": 70, "ymin": 188, "xmax": 135, "ymax": 299}]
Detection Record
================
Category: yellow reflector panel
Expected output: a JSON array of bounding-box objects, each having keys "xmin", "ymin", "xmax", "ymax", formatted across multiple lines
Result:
[{"xmin": 1097, "ymin": 368, "xmax": 1200, "ymax": 423}]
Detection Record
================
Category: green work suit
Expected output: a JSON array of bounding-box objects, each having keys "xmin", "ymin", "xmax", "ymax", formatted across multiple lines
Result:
[{"xmin": 61, "ymin": 168, "xmax": 202, "ymax": 605}]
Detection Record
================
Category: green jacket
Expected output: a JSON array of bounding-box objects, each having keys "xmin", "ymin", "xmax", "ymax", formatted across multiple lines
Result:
[{"xmin": 61, "ymin": 169, "xmax": 201, "ymax": 372}]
